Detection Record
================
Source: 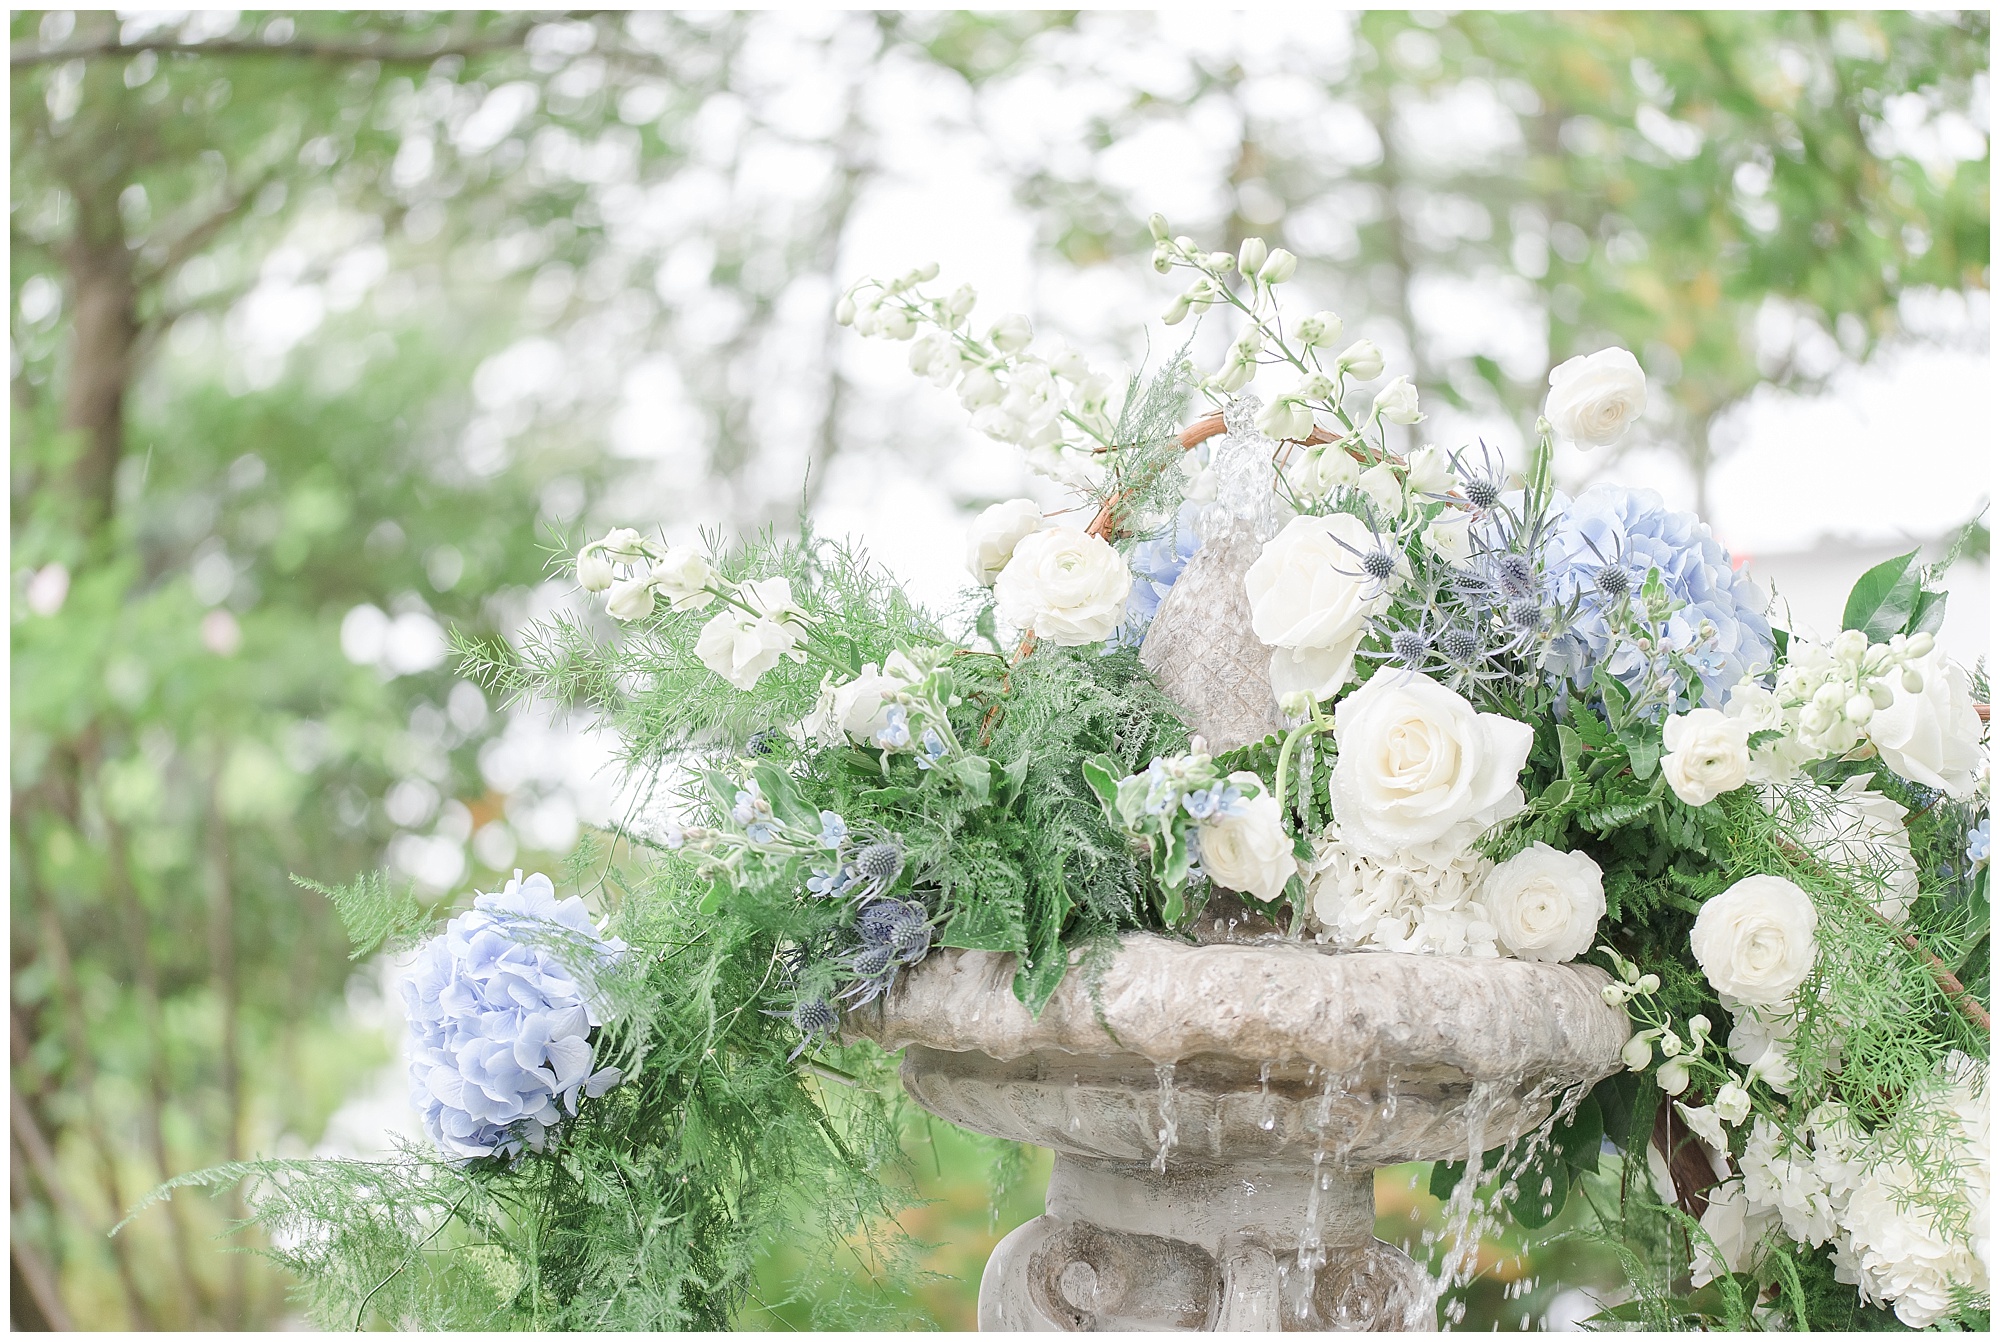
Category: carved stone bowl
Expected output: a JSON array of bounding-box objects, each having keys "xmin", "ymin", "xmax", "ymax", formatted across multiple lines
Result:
[{"xmin": 846, "ymin": 935, "xmax": 1630, "ymax": 1331}]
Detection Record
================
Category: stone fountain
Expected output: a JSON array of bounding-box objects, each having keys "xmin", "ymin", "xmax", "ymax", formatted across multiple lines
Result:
[{"xmin": 848, "ymin": 936, "xmax": 1630, "ymax": 1330}]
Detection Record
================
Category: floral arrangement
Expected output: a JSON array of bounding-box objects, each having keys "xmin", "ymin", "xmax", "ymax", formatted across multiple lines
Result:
[{"xmin": 194, "ymin": 219, "xmax": 1987, "ymax": 1331}]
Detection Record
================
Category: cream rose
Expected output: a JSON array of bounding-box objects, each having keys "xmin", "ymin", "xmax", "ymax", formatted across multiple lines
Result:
[
  {"xmin": 1662, "ymin": 707, "xmax": 1752, "ymax": 806},
  {"xmin": 1246, "ymin": 512, "xmax": 1403, "ymax": 702},
  {"xmin": 1545, "ymin": 347, "xmax": 1647, "ymax": 448},
  {"xmin": 1690, "ymin": 874, "xmax": 1818, "ymax": 1007},
  {"xmin": 965, "ymin": 499, "xmax": 1047, "ymax": 588},
  {"xmin": 992, "ymin": 527, "xmax": 1133, "ymax": 646},
  {"xmin": 1328, "ymin": 671, "xmax": 1535, "ymax": 863},
  {"xmin": 1481, "ymin": 842, "xmax": 1605, "ymax": 963},
  {"xmin": 1868, "ymin": 650, "xmax": 1983, "ymax": 800},
  {"xmin": 1198, "ymin": 774, "xmax": 1297, "ymax": 903},
  {"xmin": 693, "ymin": 577, "xmax": 805, "ymax": 691},
  {"xmin": 651, "ymin": 544, "xmax": 718, "ymax": 612}
]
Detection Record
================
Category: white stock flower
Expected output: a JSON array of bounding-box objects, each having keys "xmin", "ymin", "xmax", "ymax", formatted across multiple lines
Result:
[
  {"xmin": 992, "ymin": 528, "xmax": 1133, "ymax": 646},
  {"xmin": 1337, "ymin": 340, "xmax": 1384, "ymax": 381},
  {"xmin": 1356, "ymin": 462, "xmax": 1405, "ymax": 520},
  {"xmin": 605, "ymin": 574, "xmax": 657, "ymax": 622},
  {"xmin": 1307, "ymin": 834, "xmax": 1498, "ymax": 957},
  {"xmin": 1372, "ymin": 375, "xmax": 1422, "ymax": 424},
  {"xmin": 1404, "ymin": 444, "xmax": 1455, "ymax": 497},
  {"xmin": 1328, "ymin": 672, "xmax": 1535, "ymax": 863},
  {"xmin": 1200, "ymin": 775, "xmax": 1298, "ymax": 902},
  {"xmin": 1661, "ymin": 707, "xmax": 1752, "ymax": 806},
  {"xmin": 1690, "ymin": 875, "xmax": 1818, "ymax": 1007},
  {"xmin": 651, "ymin": 545, "xmax": 718, "ymax": 612},
  {"xmin": 1285, "ymin": 441, "xmax": 1360, "ymax": 501},
  {"xmin": 958, "ymin": 367, "xmax": 1004, "ymax": 410},
  {"xmin": 1544, "ymin": 347, "xmax": 1647, "ymax": 447},
  {"xmin": 987, "ymin": 312, "xmax": 1033, "ymax": 352},
  {"xmin": 1867, "ymin": 650, "xmax": 1983, "ymax": 799},
  {"xmin": 1246, "ymin": 513, "xmax": 1404, "ymax": 702},
  {"xmin": 1422, "ymin": 511, "xmax": 1476, "ymax": 570},
  {"xmin": 1257, "ymin": 395, "xmax": 1316, "ymax": 442},
  {"xmin": 1480, "ymin": 842, "xmax": 1605, "ymax": 963},
  {"xmin": 1738, "ymin": 1108, "xmax": 1861, "ymax": 1249},
  {"xmin": 965, "ymin": 498, "xmax": 1047, "ymax": 587},
  {"xmin": 1727, "ymin": 1005, "xmax": 1797, "ymax": 1095},
  {"xmin": 1713, "ymin": 1081, "xmax": 1752, "ymax": 1125},
  {"xmin": 1691, "ymin": 1178, "xmax": 1779, "ymax": 1287},
  {"xmin": 693, "ymin": 577, "xmax": 805, "ymax": 691}
]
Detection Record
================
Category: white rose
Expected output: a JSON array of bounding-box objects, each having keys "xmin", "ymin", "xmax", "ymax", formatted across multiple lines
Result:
[
  {"xmin": 1372, "ymin": 375, "xmax": 1422, "ymax": 425},
  {"xmin": 1199, "ymin": 774, "xmax": 1298, "ymax": 903},
  {"xmin": 1328, "ymin": 671, "xmax": 1535, "ymax": 863},
  {"xmin": 1246, "ymin": 513, "xmax": 1403, "ymax": 702},
  {"xmin": 693, "ymin": 577, "xmax": 805, "ymax": 691},
  {"xmin": 1545, "ymin": 347, "xmax": 1647, "ymax": 448},
  {"xmin": 1481, "ymin": 842, "xmax": 1605, "ymax": 963},
  {"xmin": 1690, "ymin": 874, "xmax": 1818, "ymax": 1007},
  {"xmin": 605, "ymin": 573, "xmax": 657, "ymax": 622},
  {"xmin": 1661, "ymin": 707, "xmax": 1752, "ymax": 806},
  {"xmin": 965, "ymin": 498, "xmax": 1046, "ymax": 587},
  {"xmin": 1867, "ymin": 650, "xmax": 1983, "ymax": 799},
  {"xmin": 992, "ymin": 527, "xmax": 1133, "ymax": 646},
  {"xmin": 651, "ymin": 545, "xmax": 717, "ymax": 612}
]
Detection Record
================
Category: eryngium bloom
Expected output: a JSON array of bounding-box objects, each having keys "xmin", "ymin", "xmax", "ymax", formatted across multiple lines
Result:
[{"xmin": 403, "ymin": 871, "xmax": 626, "ymax": 1160}]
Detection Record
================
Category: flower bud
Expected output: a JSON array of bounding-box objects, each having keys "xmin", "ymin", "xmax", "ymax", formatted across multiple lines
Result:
[
  {"xmin": 1300, "ymin": 373, "xmax": 1334, "ymax": 401},
  {"xmin": 606, "ymin": 572, "xmax": 657, "ymax": 622},
  {"xmin": 1297, "ymin": 311, "xmax": 1343, "ymax": 348},
  {"xmin": 576, "ymin": 546, "xmax": 616, "ymax": 592},
  {"xmin": 1162, "ymin": 294, "xmax": 1193, "ymax": 326},
  {"xmin": 878, "ymin": 307, "xmax": 916, "ymax": 340},
  {"xmin": 1832, "ymin": 628, "xmax": 1868, "ymax": 663},
  {"xmin": 1602, "ymin": 983, "xmax": 1633, "ymax": 1006},
  {"xmin": 1152, "ymin": 246, "xmax": 1174, "ymax": 275},
  {"xmin": 1237, "ymin": 237, "xmax": 1268, "ymax": 276},
  {"xmin": 988, "ymin": 313, "xmax": 1033, "ymax": 353},
  {"xmin": 1258, "ymin": 248, "xmax": 1298, "ymax": 284},
  {"xmin": 1658, "ymin": 1029, "xmax": 1683, "ymax": 1058},
  {"xmin": 1257, "ymin": 396, "xmax": 1315, "ymax": 442},
  {"xmin": 1868, "ymin": 680, "xmax": 1895, "ymax": 710},
  {"xmin": 945, "ymin": 284, "xmax": 977, "ymax": 321},
  {"xmin": 1844, "ymin": 694, "xmax": 1875, "ymax": 725},
  {"xmin": 1278, "ymin": 690, "xmax": 1313, "ymax": 718},
  {"xmin": 1906, "ymin": 632, "xmax": 1934, "ymax": 658},
  {"xmin": 1800, "ymin": 704, "xmax": 1833, "ymax": 736},
  {"xmin": 1208, "ymin": 251, "xmax": 1236, "ymax": 273},
  {"xmin": 1337, "ymin": 339, "xmax": 1384, "ymax": 381},
  {"xmin": 1149, "ymin": 213, "xmax": 1171, "ymax": 243},
  {"xmin": 1901, "ymin": 667, "xmax": 1925, "ymax": 695},
  {"xmin": 834, "ymin": 294, "xmax": 857, "ymax": 326},
  {"xmin": 1174, "ymin": 235, "xmax": 1198, "ymax": 255},
  {"xmin": 1210, "ymin": 360, "xmax": 1255, "ymax": 394},
  {"xmin": 1636, "ymin": 973, "xmax": 1660, "ymax": 994},
  {"xmin": 914, "ymin": 260, "xmax": 940, "ymax": 282},
  {"xmin": 1812, "ymin": 682, "xmax": 1845, "ymax": 710},
  {"xmin": 1657, "ymin": 1057, "xmax": 1691, "ymax": 1096}
]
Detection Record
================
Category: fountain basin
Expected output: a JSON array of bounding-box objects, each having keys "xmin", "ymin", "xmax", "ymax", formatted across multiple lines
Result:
[{"xmin": 847, "ymin": 935, "xmax": 1630, "ymax": 1330}]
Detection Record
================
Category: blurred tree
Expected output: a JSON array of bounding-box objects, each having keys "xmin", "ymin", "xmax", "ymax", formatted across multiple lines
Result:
[{"xmin": 990, "ymin": 9, "xmax": 1989, "ymax": 514}]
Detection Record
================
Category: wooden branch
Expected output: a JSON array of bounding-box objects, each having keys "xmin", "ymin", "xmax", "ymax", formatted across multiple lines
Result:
[{"xmin": 12, "ymin": 24, "xmax": 545, "ymax": 68}]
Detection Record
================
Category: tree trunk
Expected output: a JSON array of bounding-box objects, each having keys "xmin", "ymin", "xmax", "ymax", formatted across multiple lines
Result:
[{"xmin": 58, "ymin": 236, "xmax": 137, "ymax": 529}]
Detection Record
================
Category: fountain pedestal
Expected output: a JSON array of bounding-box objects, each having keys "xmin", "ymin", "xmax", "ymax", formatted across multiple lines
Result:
[{"xmin": 849, "ymin": 935, "xmax": 1630, "ymax": 1331}]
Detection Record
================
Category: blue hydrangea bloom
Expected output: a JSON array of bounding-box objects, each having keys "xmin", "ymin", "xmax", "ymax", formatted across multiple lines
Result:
[
  {"xmin": 403, "ymin": 871, "xmax": 626, "ymax": 1161},
  {"xmin": 1541, "ymin": 485, "xmax": 1773, "ymax": 711},
  {"xmin": 1110, "ymin": 501, "xmax": 1202, "ymax": 648}
]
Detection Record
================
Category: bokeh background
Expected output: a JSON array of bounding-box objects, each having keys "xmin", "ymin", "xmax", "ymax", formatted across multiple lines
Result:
[{"xmin": 10, "ymin": 9, "xmax": 1990, "ymax": 1330}]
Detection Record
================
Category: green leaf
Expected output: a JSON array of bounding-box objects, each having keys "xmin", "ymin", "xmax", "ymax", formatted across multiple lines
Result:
[
  {"xmin": 1081, "ymin": 753, "xmax": 1124, "ymax": 810},
  {"xmin": 292, "ymin": 871, "xmax": 428, "ymax": 960},
  {"xmin": 696, "ymin": 878, "xmax": 727, "ymax": 917},
  {"xmin": 1509, "ymin": 1155, "xmax": 1568, "ymax": 1228},
  {"xmin": 1428, "ymin": 1158, "xmax": 1467, "ymax": 1201},
  {"xmin": 1553, "ymin": 1093, "xmax": 1604, "ymax": 1175},
  {"xmin": 1909, "ymin": 586, "xmax": 1949, "ymax": 637},
  {"xmin": 1557, "ymin": 723, "xmax": 1589, "ymax": 778},
  {"xmin": 751, "ymin": 760, "xmax": 818, "ymax": 831},
  {"xmin": 941, "ymin": 890, "xmax": 1027, "ymax": 954},
  {"xmin": 946, "ymin": 754, "xmax": 993, "ymax": 804},
  {"xmin": 994, "ymin": 753, "xmax": 1032, "ymax": 810},
  {"xmin": 1623, "ymin": 729, "xmax": 1661, "ymax": 781},
  {"xmin": 1841, "ymin": 548, "xmax": 1923, "ymax": 642}
]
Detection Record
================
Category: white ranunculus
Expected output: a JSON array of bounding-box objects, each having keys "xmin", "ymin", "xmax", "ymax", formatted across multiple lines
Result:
[
  {"xmin": 821, "ymin": 651, "xmax": 924, "ymax": 746},
  {"xmin": 1328, "ymin": 671, "xmax": 1535, "ymax": 863},
  {"xmin": 1481, "ymin": 842, "xmax": 1605, "ymax": 963},
  {"xmin": 605, "ymin": 573, "xmax": 657, "ymax": 622},
  {"xmin": 992, "ymin": 527, "xmax": 1132, "ymax": 646},
  {"xmin": 651, "ymin": 545, "xmax": 718, "ymax": 612},
  {"xmin": 965, "ymin": 498, "xmax": 1047, "ymax": 587},
  {"xmin": 1661, "ymin": 707, "xmax": 1753, "ymax": 806},
  {"xmin": 1867, "ymin": 650, "xmax": 1983, "ymax": 799},
  {"xmin": 1200, "ymin": 775, "xmax": 1298, "ymax": 903},
  {"xmin": 694, "ymin": 577, "xmax": 805, "ymax": 691},
  {"xmin": 1545, "ymin": 347, "xmax": 1647, "ymax": 448},
  {"xmin": 1776, "ymin": 773, "xmax": 1919, "ymax": 922},
  {"xmin": 1373, "ymin": 375, "xmax": 1423, "ymax": 425},
  {"xmin": 1690, "ymin": 874, "xmax": 1818, "ymax": 1007},
  {"xmin": 1246, "ymin": 513, "xmax": 1403, "ymax": 702}
]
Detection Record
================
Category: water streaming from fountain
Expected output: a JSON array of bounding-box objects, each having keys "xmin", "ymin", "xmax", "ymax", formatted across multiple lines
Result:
[{"xmin": 1152, "ymin": 1061, "xmax": 1179, "ymax": 1173}]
